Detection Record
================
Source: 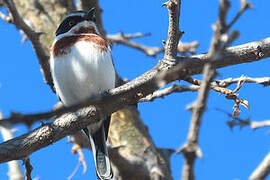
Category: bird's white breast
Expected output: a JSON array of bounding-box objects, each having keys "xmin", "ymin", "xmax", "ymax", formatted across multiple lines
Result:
[{"xmin": 50, "ymin": 40, "xmax": 115, "ymax": 106}]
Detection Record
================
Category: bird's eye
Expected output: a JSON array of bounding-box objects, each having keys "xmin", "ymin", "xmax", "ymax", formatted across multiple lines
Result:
[{"xmin": 69, "ymin": 20, "xmax": 75, "ymax": 26}]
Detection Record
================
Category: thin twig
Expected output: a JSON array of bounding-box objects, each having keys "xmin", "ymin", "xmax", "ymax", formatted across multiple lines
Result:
[
  {"xmin": 226, "ymin": 0, "xmax": 253, "ymax": 31},
  {"xmin": 226, "ymin": 117, "xmax": 270, "ymax": 131},
  {"xmin": 107, "ymin": 32, "xmax": 151, "ymax": 40},
  {"xmin": 141, "ymin": 76, "xmax": 270, "ymax": 102},
  {"xmin": 184, "ymin": 76, "xmax": 249, "ymax": 117},
  {"xmin": 107, "ymin": 32, "xmax": 164, "ymax": 57},
  {"xmin": 140, "ymin": 84, "xmax": 199, "ymax": 102},
  {"xmin": 107, "ymin": 32, "xmax": 198, "ymax": 57},
  {"xmin": 214, "ymin": 76, "xmax": 270, "ymax": 87}
]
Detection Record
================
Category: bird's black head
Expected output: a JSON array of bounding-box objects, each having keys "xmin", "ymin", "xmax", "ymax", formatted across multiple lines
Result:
[{"xmin": 55, "ymin": 8, "xmax": 96, "ymax": 36}]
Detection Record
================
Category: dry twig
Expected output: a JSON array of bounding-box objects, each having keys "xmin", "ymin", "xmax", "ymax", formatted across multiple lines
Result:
[
  {"xmin": 140, "ymin": 76, "xmax": 270, "ymax": 102},
  {"xmin": 140, "ymin": 84, "xmax": 199, "ymax": 102},
  {"xmin": 107, "ymin": 32, "xmax": 163, "ymax": 57},
  {"xmin": 185, "ymin": 76, "xmax": 249, "ymax": 117},
  {"xmin": 107, "ymin": 32, "xmax": 198, "ymax": 57}
]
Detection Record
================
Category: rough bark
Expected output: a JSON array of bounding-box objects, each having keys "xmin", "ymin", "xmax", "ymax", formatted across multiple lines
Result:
[{"xmin": 2, "ymin": 0, "xmax": 173, "ymax": 179}]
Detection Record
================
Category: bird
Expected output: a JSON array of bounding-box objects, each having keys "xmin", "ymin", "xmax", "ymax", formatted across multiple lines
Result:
[{"xmin": 49, "ymin": 8, "xmax": 115, "ymax": 180}]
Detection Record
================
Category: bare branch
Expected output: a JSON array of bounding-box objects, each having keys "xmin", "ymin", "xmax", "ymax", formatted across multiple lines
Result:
[
  {"xmin": 227, "ymin": 116, "xmax": 270, "ymax": 131},
  {"xmin": 0, "ymin": 35, "xmax": 269, "ymax": 163},
  {"xmin": 107, "ymin": 32, "xmax": 164, "ymax": 57},
  {"xmin": 249, "ymin": 152, "xmax": 270, "ymax": 180},
  {"xmin": 179, "ymin": 0, "xmax": 245, "ymax": 179},
  {"xmin": 140, "ymin": 84, "xmax": 199, "ymax": 102},
  {"xmin": 250, "ymin": 120, "xmax": 270, "ymax": 130},
  {"xmin": 180, "ymin": 63, "xmax": 215, "ymax": 180},
  {"xmin": 141, "ymin": 75, "xmax": 270, "ymax": 103},
  {"xmin": 226, "ymin": 0, "xmax": 253, "ymax": 31},
  {"xmin": 185, "ymin": 76, "xmax": 249, "ymax": 117},
  {"xmin": 162, "ymin": 0, "xmax": 182, "ymax": 61},
  {"xmin": 0, "ymin": 37, "xmax": 269, "ymax": 127},
  {"xmin": 107, "ymin": 32, "xmax": 198, "ymax": 57},
  {"xmin": 214, "ymin": 76, "xmax": 270, "ymax": 87},
  {"xmin": 107, "ymin": 32, "xmax": 151, "ymax": 40},
  {"xmin": 2, "ymin": 0, "xmax": 54, "ymax": 92}
]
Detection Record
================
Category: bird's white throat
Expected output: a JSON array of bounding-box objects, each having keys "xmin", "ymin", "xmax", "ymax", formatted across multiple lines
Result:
[{"xmin": 50, "ymin": 40, "xmax": 115, "ymax": 106}]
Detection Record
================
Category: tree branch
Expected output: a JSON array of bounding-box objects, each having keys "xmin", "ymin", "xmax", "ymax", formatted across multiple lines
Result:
[
  {"xmin": 2, "ymin": 1, "xmax": 174, "ymax": 179},
  {"xmin": 214, "ymin": 76, "xmax": 270, "ymax": 87},
  {"xmin": 0, "ymin": 37, "xmax": 269, "ymax": 127},
  {"xmin": 140, "ymin": 76, "xmax": 270, "ymax": 102},
  {"xmin": 140, "ymin": 84, "xmax": 199, "ymax": 102},
  {"xmin": 107, "ymin": 32, "xmax": 164, "ymax": 57},
  {"xmin": 249, "ymin": 152, "xmax": 270, "ymax": 180},
  {"xmin": 178, "ymin": 0, "xmax": 250, "ymax": 179},
  {"xmin": 107, "ymin": 32, "xmax": 198, "ymax": 57},
  {"xmin": 2, "ymin": 0, "xmax": 54, "ymax": 92},
  {"xmin": 0, "ymin": 35, "xmax": 269, "ymax": 164},
  {"xmin": 162, "ymin": 0, "xmax": 182, "ymax": 61}
]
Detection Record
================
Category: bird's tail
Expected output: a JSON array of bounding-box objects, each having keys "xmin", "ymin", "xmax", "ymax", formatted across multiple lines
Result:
[{"xmin": 87, "ymin": 119, "xmax": 113, "ymax": 180}]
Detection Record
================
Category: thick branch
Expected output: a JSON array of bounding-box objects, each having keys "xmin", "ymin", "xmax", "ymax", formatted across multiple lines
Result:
[
  {"xmin": 0, "ymin": 37, "xmax": 269, "ymax": 127},
  {"xmin": 0, "ymin": 36, "xmax": 269, "ymax": 163}
]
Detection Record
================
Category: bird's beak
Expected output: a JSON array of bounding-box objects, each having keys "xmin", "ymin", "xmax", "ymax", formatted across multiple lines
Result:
[{"xmin": 84, "ymin": 8, "xmax": 96, "ymax": 22}]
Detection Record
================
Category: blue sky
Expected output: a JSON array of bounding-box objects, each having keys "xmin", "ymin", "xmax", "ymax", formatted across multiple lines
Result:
[{"xmin": 0, "ymin": 0, "xmax": 270, "ymax": 179}]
